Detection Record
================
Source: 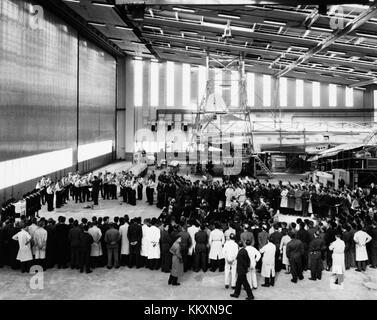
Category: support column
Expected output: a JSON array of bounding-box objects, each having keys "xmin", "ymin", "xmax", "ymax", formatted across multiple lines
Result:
[
  {"xmin": 125, "ymin": 56, "xmax": 135, "ymax": 161},
  {"xmin": 116, "ymin": 57, "xmax": 127, "ymax": 159}
]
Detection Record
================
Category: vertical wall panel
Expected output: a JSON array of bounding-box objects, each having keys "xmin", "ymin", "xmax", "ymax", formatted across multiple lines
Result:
[
  {"xmin": 0, "ymin": 0, "xmax": 77, "ymax": 162},
  {"xmin": 78, "ymin": 39, "xmax": 116, "ymax": 146}
]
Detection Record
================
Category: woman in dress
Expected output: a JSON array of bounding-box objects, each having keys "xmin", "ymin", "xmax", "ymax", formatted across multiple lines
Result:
[
  {"xmin": 169, "ymin": 237, "xmax": 183, "ymax": 286},
  {"xmin": 279, "ymin": 228, "xmax": 291, "ymax": 274}
]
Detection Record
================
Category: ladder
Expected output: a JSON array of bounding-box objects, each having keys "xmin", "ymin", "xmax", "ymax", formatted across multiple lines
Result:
[{"xmin": 253, "ymin": 155, "xmax": 273, "ymax": 178}]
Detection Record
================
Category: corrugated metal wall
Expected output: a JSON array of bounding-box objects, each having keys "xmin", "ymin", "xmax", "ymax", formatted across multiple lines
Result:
[{"xmin": 0, "ymin": 0, "xmax": 117, "ymax": 203}]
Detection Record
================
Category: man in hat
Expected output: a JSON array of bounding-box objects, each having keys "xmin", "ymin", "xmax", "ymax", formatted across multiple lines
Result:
[{"xmin": 308, "ymin": 230, "xmax": 325, "ymax": 280}]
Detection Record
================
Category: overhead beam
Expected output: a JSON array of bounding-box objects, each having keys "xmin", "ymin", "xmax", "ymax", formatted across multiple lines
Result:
[
  {"xmin": 115, "ymin": 0, "xmax": 368, "ymax": 4},
  {"xmin": 275, "ymin": 1, "xmax": 377, "ymax": 77},
  {"xmin": 142, "ymin": 17, "xmax": 377, "ymax": 60},
  {"xmin": 349, "ymin": 78, "xmax": 377, "ymax": 88}
]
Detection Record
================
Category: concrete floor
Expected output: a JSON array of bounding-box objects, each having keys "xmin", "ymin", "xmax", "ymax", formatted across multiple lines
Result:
[{"xmin": 1, "ymin": 163, "xmax": 376, "ymax": 300}]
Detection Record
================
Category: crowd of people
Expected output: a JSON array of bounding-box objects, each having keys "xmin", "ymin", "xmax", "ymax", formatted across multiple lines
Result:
[{"xmin": 1, "ymin": 168, "xmax": 377, "ymax": 300}]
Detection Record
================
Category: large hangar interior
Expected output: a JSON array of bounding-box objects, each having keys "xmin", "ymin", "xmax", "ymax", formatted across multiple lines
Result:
[{"xmin": 1, "ymin": 0, "xmax": 377, "ymax": 301}]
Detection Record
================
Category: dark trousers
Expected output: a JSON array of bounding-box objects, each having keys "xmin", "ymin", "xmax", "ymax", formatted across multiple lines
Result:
[
  {"xmin": 290, "ymin": 257, "xmax": 303, "ymax": 282},
  {"xmin": 70, "ymin": 246, "xmax": 80, "ymax": 268},
  {"xmin": 137, "ymin": 185, "xmax": 143, "ymax": 200},
  {"xmin": 79, "ymin": 250, "xmax": 91, "ymax": 272},
  {"xmin": 92, "ymin": 189, "xmax": 99, "ymax": 205},
  {"xmin": 194, "ymin": 251, "xmax": 208, "ymax": 271},
  {"xmin": 234, "ymin": 273, "xmax": 253, "ymax": 298},
  {"xmin": 181, "ymin": 249, "xmax": 189, "ymax": 272},
  {"xmin": 55, "ymin": 191, "xmax": 61, "ymax": 208},
  {"xmin": 103, "ymin": 184, "xmax": 110, "ymax": 199},
  {"xmin": 210, "ymin": 258, "xmax": 224, "ymax": 272},
  {"xmin": 309, "ymin": 252, "xmax": 322, "ymax": 280},
  {"xmin": 147, "ymin": 258, "xmax": 160, "ymax": 270},
  {"xmin": 20, "ymin": 261, "xmax": 31, "ymax": 273},
  {"xmin": 146, "ymin": 187, "xmax": 153, "ymax": 205},
  {"xmin": 120, "ymin": 254, "xmax": 129, "ymax": 267},
  {"xmin": 74, "ymin": 187, "xmax": 82, "ymax": 203},
  {"xmin": 121, "ymin": 188, "xmax": 127, "ymax": 203},
  {"xmin": 356, "ymin": 260, "xmax": 367, "ymax": 271},
  {"xmin": 46, "ymin": 193, "xmax": 54, "ymax": 211},
  {"xmin": 160, "ymin": 251, "xmax": 172, "ymax": 272}
]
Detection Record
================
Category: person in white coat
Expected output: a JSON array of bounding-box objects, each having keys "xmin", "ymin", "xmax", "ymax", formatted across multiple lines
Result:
[
  {"xmin": 280, "ymin": 186, "xmax": 289, "ymax": 214},
  {"xmin": 140, "ymin": 219, "xmax": 150, "ymax": 268},
  {"xmin": 209, "ymin": 222, "xmax": 225, "ymax": 272},
  {"xmin": 147, "ymin": 218, "xmax": 161, "ymax": 270},
  {"xmin": 119, "ymin": 216, "xmax": 130, "ymax": 267},
  {"xmin": 329, "ymin": 233, "xmax": 345, "ymax": 285},
  {"xmin": 354, "ymin": 225, "xmax": 372, "ymax": 271},
  {"xmin": 245, "ymin": 239, "xmax": 261, "ymax": 289},
  {"xmin": 260, "ymin": 238, "xmax": 276, "ymax": 287},
  {"xmin": 187, "ymin": 220, "xmax": 200, "ymax": 269},
  {"xmin": 12, "ymin": 222, "xmax": 33, "ymax": 273},
  {"xmin": 32, "ymin": 220, "xmax": 48, "ymax": 270},
  {"xmin": 222, "ymin": 233, "xmax": 239, "ymax": 289},
  {"xmin": 88, "ymin": 221, "xmax": 102, "ymax": 268},
  {"xmin": 279, "ymin": 229, "xmax": 291, "ymax": 274}
]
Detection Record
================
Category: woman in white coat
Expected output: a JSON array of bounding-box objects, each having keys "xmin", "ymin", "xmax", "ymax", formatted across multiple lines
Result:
[
  {"xmin": 260, "ymin": 238, "xmax": 276, "ymax": 287},
  {"xmin": 12, "ymin": 222, "xmax": 33, "ymax": 273},
  {"xmin": 353, "ymin": 225, "xmax": 372, "ymax": 271},
  {"xmin": 209, "ymin": 222, "xmax": 225, "ymax": 272},
  {"xmin": 329, "ymin": 233, "xmax": 345, "ymax": 285},
  {"xmin": 119, "ymin": 216, "xmax": 130, "ymax": 266},
  {"xmin": 88, "ymin": 221, "xmax": 102, "ymax": 268}
]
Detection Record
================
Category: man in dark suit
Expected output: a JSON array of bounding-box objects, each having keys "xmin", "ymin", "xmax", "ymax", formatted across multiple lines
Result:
[
  {"xmin": 286, "ymin": 232, "xmax": 305, "ymax": 283},
  {"xmin": 68, "ymin": 220, "xmax": 82, "ymax": 269},
  {"xmin": 55, "ymin": 216, "xmax": 69, "ymax": 269},
  {"xmin": 177, "ymin": 222, "xmax": 192, "ymax": 272},
  {"xmin": 230, "ymin": 242, "xmax": 254, "ymax": 300},
  {"xmin": 296, "ymin": 222, "xmax": 311, "ymax": 270},
  {"xmin": 194, "ymin": 224, "xmax": 208, "ymax": 272},
  {"xmin": 308, "ymin": 231, "xmax": 325, "ymax": 280},
  {"xmin": 91, "ymin": 176, "xmax": 100, "ymax": 205},
  {"xmin": 128, "ymin": 218, "xmax": 143, "ymax": 268},
  {"xmin": 79, "ymin": 225, "xmax": 93, "ymax": 273}
]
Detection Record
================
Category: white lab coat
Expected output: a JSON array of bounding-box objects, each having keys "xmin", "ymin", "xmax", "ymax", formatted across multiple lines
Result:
[
  {"xmin": 246, "ymin": 245, "xmax": 261, "ymax": 288},
  {"xmin": 119, "ymin": 223, "xmax": 130, "ymax": 255},
  {"xmin": 245, "ymin": 245, "xmax": 261, "ymax": 269},
  {"xmin": 280, "ymin": 189, "xmax": 288, "ymax": 208},
  {"xmin": 209, "ymin": 229, "xmax": 225, "ymax": 260},
  {"xmin": 88, "ymin": 226, "xmax": 102, "ymax": 257},
  {"xmin": 329, "ymin": 238, "xmax": 345, "ymax": 274},
  {"xmin": 12, "ymin": 229, "xmax": 33, "ymax": 262},
  {"xmin": 187, "ymin": 225, "xmax": 199, "ymax": 256},
  {"xmin": 141, "ymin": 224, "xmax": 150, "ymax": 257},
  {"xmin": 147, "ymin": 225, "xmax": 161, "ymax": 259},
  {"xmin": 222, "ymin": 240, "xmax": 239, "ymax": 263},
  {"xmin": 260, "ymin": 242, "xmax": 276, "ymax": 278},
  {"xmin": 354, "ymin": 230, "xmax": 372, "ymax": 261},
  {"xmin": 32, "ymin": 227, "xmax": 47, "ymax": 259}
]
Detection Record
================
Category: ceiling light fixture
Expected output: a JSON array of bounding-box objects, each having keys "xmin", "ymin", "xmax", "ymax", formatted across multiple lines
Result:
[
  {"xmin": 356, "ymin": 32, "xmax": 377, "ymax": 39},
  {"xmin": 91, "ymin": 1, "xmax": 114, "ymax": 8},
  {"xmin": 63, "ymin": 0, "xmax": 80, "ymax": 3},
  {"xmin": 115, "ymin": 25, "xmax": 132, "ymax": 31},
  {"xmin": 143, "ymin": 25, "xmax": 162, "ymax": 31},
  {"xmin": 88, "ymin": 21, "xmax": 106, "ymax": 27},
  {"xmin": 263, "ymin": 19, "xmax": 286, "ymax": 26},
  {"xmin": 218, "ymin": 13, "xmax": 240, "ymax": 20},
  {"xmin": 311, "ymin": 26, "xmax": 333, "ymax": 32},
  {"xmin": 172, "ymin": 7, "xmax": 195, "ymax": 13}
]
